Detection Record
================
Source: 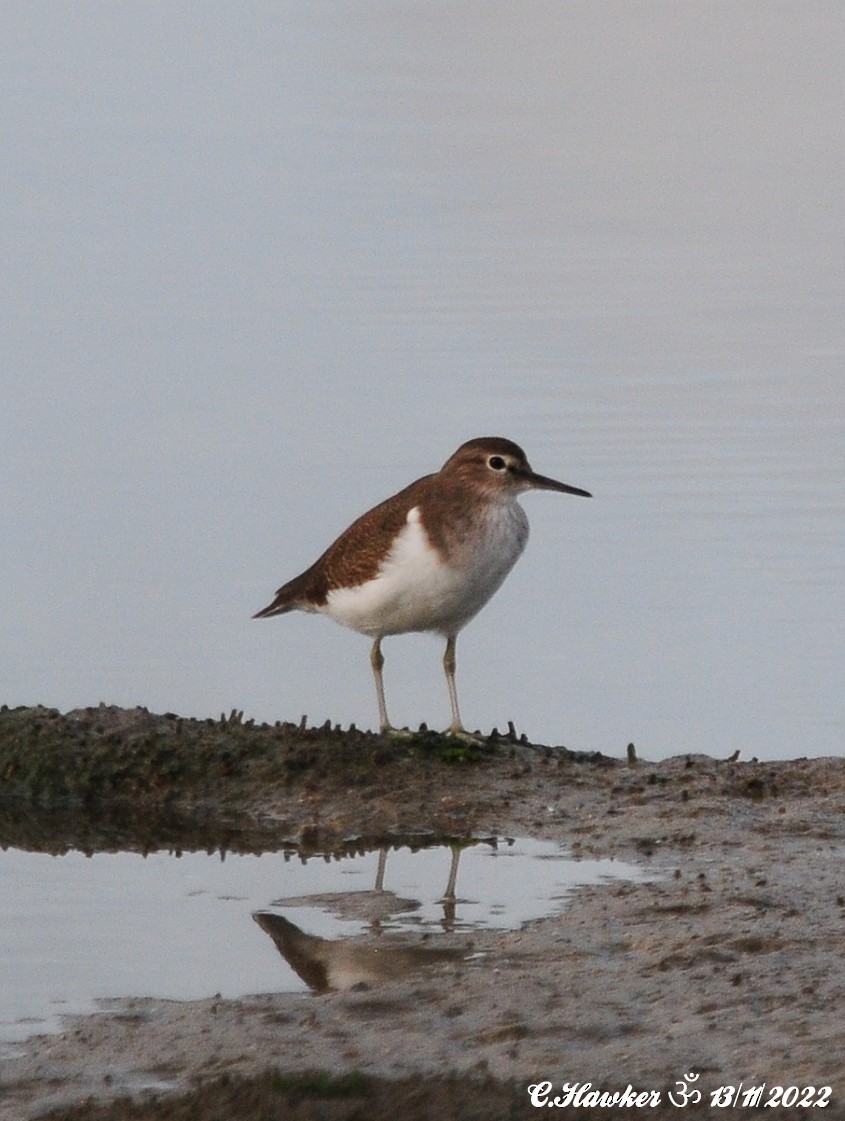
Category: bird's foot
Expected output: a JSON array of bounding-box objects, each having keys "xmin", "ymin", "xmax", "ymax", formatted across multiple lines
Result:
[
  {"xmin": 442, "ymin": 724, "xmax": 487, "ymax": 745},
  {"xmin": 381, "ymin": 724, "xmax": 415, "ymax": 739}
]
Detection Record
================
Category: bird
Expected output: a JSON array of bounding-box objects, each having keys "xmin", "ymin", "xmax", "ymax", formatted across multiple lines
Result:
[
  {"xmin": 254, "ymin": 436, "xmax": 591, "ymax": 736},
  {"xmin": 253, "ymin": 912, "xmax": 461, "ymax": 993}
]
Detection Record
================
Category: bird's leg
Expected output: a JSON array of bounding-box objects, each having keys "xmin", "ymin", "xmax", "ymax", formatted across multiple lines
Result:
[
  {"xmin": 370, "ymin": 637, "xmax": 393, "ymax": 733},
  {"xmin": 441, "ymin": 634, "xmax": 470, "ymax": 737},
  {"xmin": 443, "ymin": 636, "xmax": 486, "ymax": 742},
  {"xmin": 370, "ymin": 636, "xmax": 413, "ymax": 737},
  {"xmin": 443, "ymin": 635, "xmax": 463, "ymax": 733}
]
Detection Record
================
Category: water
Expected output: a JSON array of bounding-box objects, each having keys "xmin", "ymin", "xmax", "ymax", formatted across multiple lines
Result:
[
  {"xmin": 1, "ymin": 4, "xmax": 842, "ymax": 759},
  {"xmin": 0, "ymin": 838, "xmax": 649, "ymax": 1045}
]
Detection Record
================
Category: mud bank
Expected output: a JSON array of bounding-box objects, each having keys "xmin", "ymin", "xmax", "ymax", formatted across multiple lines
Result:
[{"xmin": 1, "ymin": 706, "xmax": 844, "ymax": 1120}]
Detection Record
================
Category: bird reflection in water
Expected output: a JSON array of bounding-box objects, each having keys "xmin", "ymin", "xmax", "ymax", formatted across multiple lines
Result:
[{"xmin": 254, "ymin": 842, "xmax": 470, "ymax": 993}]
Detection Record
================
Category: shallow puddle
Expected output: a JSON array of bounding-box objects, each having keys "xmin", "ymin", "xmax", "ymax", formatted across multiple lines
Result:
[{"xmin": 0, "ymin": 837, "xmax": 649, "ymax": 1046}]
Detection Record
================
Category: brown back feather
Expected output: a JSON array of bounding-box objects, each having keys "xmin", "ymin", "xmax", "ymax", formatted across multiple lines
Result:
[{"xmin": 252, "ymin": 474, "xmax": 436, "ymax": 617}]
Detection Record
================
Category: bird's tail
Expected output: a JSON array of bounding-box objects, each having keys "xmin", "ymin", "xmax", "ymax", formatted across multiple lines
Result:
[
  {"xmin": 253, "ymin": 594, "xmax": 296, "ymax": 619},
  {"xmin": 253, "ymin": 568, "xmax": 318, "ymax": 618}
]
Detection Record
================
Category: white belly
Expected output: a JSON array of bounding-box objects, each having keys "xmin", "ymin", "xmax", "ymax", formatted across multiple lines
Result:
[{"xmin": 323, "ymin": 502, "xmax": 529, "ymax": 637}]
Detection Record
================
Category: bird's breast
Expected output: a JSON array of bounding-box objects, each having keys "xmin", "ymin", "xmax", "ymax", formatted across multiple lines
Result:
[{"xmin": 323, "ymin": 499, "xmax": 529, "ymax": 637}]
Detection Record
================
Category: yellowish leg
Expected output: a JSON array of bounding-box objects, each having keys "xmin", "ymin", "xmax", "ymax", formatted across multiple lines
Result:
[
  {"xmin": 370, "ymin": 639, "xmax": 412, "ymax": 737},
  {"xmin": 370, "ymin": 637, "xmax": 392, "ymax": 733},
  {"xmin": 443, "ymin": 634, "xmax": 467, "ymax": 736},
  {"xmin": 443, "ymin": 636, "xmax": 485, "ymax": 741}
]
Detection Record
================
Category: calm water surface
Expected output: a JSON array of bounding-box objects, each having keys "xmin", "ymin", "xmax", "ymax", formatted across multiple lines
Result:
[
  {"xmin": 2, "ymin": 4, "xmax": 842, "ymax": 760},
  {"xmin": 0, "ymin": 838, "xmax": 649, "ymax": 1045}
]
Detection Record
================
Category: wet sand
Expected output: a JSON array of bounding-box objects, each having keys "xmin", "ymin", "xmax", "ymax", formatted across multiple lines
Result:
[{"xmin": 1, "ymin": 706, "xmax": 844, "ymax": 1120}]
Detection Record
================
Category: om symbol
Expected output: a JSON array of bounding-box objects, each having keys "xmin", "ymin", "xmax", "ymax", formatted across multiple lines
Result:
[{"xmin": 668, "ymin": 1072, "xmax": 702, "ymax": 1108}]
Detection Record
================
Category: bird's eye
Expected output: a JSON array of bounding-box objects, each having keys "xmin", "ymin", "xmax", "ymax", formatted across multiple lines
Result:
[{"xmin": 488, "ymin": 455, "xmax": 507, "ymax": 471}]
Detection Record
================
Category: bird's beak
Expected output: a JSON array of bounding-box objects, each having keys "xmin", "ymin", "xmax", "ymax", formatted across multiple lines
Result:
[{"xmin": 523, "ymin": 469, "xmax": 592, "ymax": 498}]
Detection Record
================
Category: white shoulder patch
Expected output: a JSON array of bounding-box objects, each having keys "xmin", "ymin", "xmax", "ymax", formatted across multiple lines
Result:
[{"xmin": 406, "ymin": 505, "xmax": 421, "ymax": 524}]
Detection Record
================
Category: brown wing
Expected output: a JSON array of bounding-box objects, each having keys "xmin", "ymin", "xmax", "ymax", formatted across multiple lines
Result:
[{"xmin": 253, "ymin": 474, "xmax": 435, "ymax": 617}]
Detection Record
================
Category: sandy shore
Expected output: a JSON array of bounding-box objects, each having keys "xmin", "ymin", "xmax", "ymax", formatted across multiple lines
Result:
[{"xmin": 1, "ymin": 706, "xmax": 844, "ymax": 1119}]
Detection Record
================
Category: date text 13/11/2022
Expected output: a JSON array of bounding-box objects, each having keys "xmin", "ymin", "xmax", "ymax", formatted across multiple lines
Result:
[{"xmin": 527, "ymin": 1078, "xmax": 833, "ymax": 1110}]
